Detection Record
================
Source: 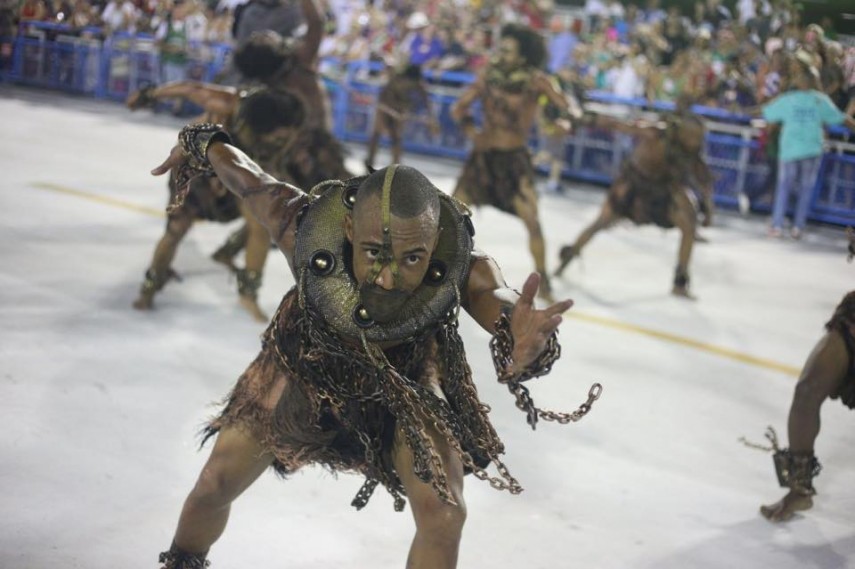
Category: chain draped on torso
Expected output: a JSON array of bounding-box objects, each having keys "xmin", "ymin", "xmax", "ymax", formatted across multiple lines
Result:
[{"xmin": 262, "ymin": 289, "xmax": 524, "ymax": 510}]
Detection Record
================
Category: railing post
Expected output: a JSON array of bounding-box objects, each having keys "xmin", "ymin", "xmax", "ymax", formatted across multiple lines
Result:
[
  {"xmin": 332, "ymin": 61, "xmax": 352, "ymax": 140},
  {"xmin": 732, "ymin": 129, "xmax": 751, "ymax": 198},
  {"xmin": 807, "ymin": 153, "xmax": 830, "ymax": 223}
]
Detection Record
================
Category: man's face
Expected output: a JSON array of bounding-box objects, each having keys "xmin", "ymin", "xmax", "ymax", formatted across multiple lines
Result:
[
  {"xmin": 345, "ymin": 194, "xmax": 440, "ymax": 295},
  {"xmin": 498, "ymin": 37, "xmax": 522, "ymax": 68}
]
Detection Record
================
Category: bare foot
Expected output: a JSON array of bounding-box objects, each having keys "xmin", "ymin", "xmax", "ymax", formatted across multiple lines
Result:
[
  {"xmin": 554, "ymin": 246, "xmax": 575, "ymax": 277},
  {"xmin": 760, "ymin": 490, "xmax": 813, "ymax": 522},
  {"xmin": 239, "ymin": 295, "xmax": 268, "ymax": 323},
  {"xmin": 132, "ymin": 294, "xmax": 154, "ymax": 311},
  {"xmin": 671, "ymin": 285, "xmax": 696, "ymax": 300},
  {"xmin": 537, "ymin": 272, "xmax": 555, "ymax": 303}
]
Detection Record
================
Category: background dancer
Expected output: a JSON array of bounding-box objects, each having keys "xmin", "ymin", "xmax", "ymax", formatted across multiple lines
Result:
[
  {"xmin": 364, "ymin": 62, "xmax": 438, "ymax": 172},
  {"xmin": 554, "ymin": 108, "xmax": 713, "ymax": 298},
  {"xmin": 129, "ymin": 88, "xmax": 305, "ymax": 321},
  {"xmin": 758, "ymin": 234, "xmax": 855, "ymax": 522},
  {"xmin": 451, "ymin": 23, "xmax": 581, "ymax": 301},
  {"xmin": 130, "ymin": 0, "xmax": 352, "ymax": 280}
]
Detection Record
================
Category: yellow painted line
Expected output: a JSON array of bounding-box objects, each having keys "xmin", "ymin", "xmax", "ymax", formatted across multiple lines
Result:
[
  {"xmin": 31, "ymin": 182, "xmax": 165, "ymax": 218},
  {"xmin": 566, "ymin": 311, "xmax": 801, "ymax": 377},
  {"xmin": 30, "ymin": 180, "xmax": 802, "ymax": 377}
]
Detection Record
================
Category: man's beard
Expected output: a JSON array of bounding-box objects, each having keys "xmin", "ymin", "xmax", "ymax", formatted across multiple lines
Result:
[{"xmin": 358, "ymin": 282, "xmax": 414, "ymax": 323}]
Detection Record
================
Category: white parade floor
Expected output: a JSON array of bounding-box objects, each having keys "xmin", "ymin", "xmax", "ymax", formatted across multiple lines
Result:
[{"xmin": 1, "ymin": 86, "xmax": 853, "ymax": 568}]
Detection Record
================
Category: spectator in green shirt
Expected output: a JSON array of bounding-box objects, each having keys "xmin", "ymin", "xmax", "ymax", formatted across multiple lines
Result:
[{"xmin": 761, "ymin": 61, "xmax": 855, "ymax": 238}]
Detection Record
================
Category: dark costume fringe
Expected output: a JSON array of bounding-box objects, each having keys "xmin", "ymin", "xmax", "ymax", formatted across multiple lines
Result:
[
  {"xmin": 202, "ymin": 288, "xmax": 518, "ymax": 510},
  {"xmin": 167, "ymin": 171, "xmax": 241, "ymax": 223},
  {"xmin": 376, "ymin": 72, "xmax": 429, "ymax": 131},
  {"xmin": 608, "ymin": 161, "xmax": 677, "ymax": 229},
  {"xmin": 457, "ymin": 147, "xmax": 535, "ymax": 215},
  {"xmin": 285, "ymin": 127, "xmax": 353, "ymax": 190},
  {"xmin": 825, "ymin": 290, "xmax": 855, "ymax": 409}
]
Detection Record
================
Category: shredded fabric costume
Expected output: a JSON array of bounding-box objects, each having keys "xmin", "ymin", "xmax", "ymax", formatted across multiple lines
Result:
[
  {"xmin": 608, "ymin": 160, "xmax": 678, "ymax": 229},
  {"xmin": 175, "ymin": 160, "xmax": 599, "ymax": 515},
  {"xmin": 456, "ymin": 147, "xmax": 535, "ymax": 215},
  {"xmin": 825, "ymin": 290, "xmax": 855, "ymax": 409},
  {"xmin": 167, "ymin": 172, "xmax": 241, "ymax": 223},
  {"xmin": 376, "ymin": 72, "xmax": 429, "ymax": 130},
  {"xmin": 285, "ymin": 127, "xmax": 352, "ymax": 189},
  {"xmin": 203, "ymin": 287, "xmax": 510, "ymax": 510}
]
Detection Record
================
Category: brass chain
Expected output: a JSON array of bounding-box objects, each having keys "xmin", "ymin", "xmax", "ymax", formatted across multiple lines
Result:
[
  {"xmin": 738, "ymin": 425, "xmax": 780, "ymax": 452},
  {"xmin": 490, "ymin": 311, "xmax": 602, "ymax": 429}
]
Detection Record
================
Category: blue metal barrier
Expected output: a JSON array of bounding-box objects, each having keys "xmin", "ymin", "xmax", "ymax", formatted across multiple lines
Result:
[
  {"xmin": 8, "ymin": 24, "xmax": 103, "ymax": 94},
  {"xmin": 814, "ymin": 151, "xmax": 855, "ymax": 226},
  {"xmin": 2, "ymin": 22, "xmax": 232, "ymax": 103},
  {"xmin": 1, "ymin": 26, "xmax": 852, "ymax": 227},
  {"xmin": 333, "ymin": 59, "xmax": 471, "ymax": 160}
]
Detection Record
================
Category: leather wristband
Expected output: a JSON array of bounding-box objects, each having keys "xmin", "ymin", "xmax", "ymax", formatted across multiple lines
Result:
[{"xmin": 178, "ymin": 123, "xmax": 231, "ymax": 175}]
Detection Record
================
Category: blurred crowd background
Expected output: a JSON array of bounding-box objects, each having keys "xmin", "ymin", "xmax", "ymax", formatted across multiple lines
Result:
[{"xmin": 1, "ymin": 0, "xmax": 854, "ymax": 116}]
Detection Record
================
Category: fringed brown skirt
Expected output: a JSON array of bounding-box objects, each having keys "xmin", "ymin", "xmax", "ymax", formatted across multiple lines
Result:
[
  {"xmin": 286, "ymin": 128, "xmax": 353, "ymax": 191},
  {"xmin": 203, "ymin": 292, "xmax": 433, "ymax": 478},
  {"xmin": 456, "ymin": 147, "xmax": 535, "ymax": 215},
  {"xmin": 168, "ymin": 172, "xmax": 241, "ymax": 223},
  {"xmin": 608, "ymin": 161, "xmax": 677, "ymax": 229}
]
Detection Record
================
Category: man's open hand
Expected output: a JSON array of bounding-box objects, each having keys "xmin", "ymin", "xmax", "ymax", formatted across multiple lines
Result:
[{"xmin": 510, "ymin": 272, "xmax": 573, "ymax": 373}]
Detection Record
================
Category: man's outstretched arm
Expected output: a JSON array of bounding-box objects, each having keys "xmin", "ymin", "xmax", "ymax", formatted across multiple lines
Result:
[
  {"xmin": 128, "ymin": 81, "xmax": 239, "ymax": 121},
  {"xmin": 451, "ymin": 74, "xmax": 484, "ymax": 122},
  {"xmin": 152, "ymin": 133, "xmax": 306, "ymax": 265},
  {"xmin": 297, "ymin": 0, "xmax": 324, "ymax": 66},
  {"xmin": 534, "ymin": 71, "xmax": 583, "ymax": 120}
]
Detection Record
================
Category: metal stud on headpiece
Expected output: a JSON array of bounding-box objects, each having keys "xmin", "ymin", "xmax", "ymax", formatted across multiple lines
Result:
[
  {"xmin": 308, "ymin": 250, "xmax": 335, "ymax": 276},
  {"xmin": 423, "ymin": 260, "xmax": 447, "ymax": 285},
  {"xmin": 353, "ymin": 304, "xmax": 375, "ymax": 328},
  {"xmin": 342, "ymin": 186, "xmax": 358, "ymax": 209}
]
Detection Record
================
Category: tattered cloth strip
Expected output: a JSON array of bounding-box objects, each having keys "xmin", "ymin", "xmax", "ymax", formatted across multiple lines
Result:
[
  {"xmin": 205, "ymin": 286, "xmax": 601, "ymax": 511},
  {"xmin": 204, "ymin": 289, "xmax": 518, "ymax": 510}
]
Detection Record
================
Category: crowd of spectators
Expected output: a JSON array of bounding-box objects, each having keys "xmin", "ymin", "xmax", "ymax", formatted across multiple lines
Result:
[
  {"xmin": 313, "ymin": 0, "xmax": 855, "ymax": 117},
  {"xmin": 567, "ymin": 0, "xmax": 855, "ymax": 116},
  {"xmin": 1, "ymin": 0, "xmax": 854, "ymax": 116},
  {"xmin": 2, "ymin": 0, "xmax": 231, "ymax": 41}
]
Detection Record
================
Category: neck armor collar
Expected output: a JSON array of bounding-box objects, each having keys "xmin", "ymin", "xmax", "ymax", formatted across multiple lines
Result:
[{"xmin": 293, "ymin": 173, "xmax": 474, "ymax": 345}]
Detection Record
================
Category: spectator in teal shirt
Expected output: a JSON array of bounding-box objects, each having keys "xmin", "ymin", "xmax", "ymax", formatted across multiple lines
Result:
[{"xmin": 761, "ymin": 62, "xmax": 855, "ymax": 238}]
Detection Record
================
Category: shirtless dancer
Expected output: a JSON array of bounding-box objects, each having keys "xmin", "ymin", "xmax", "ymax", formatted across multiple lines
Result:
[
  {"xmin": 128, "ymin": 86, "xmax": 306, "ymax": 321},
  {"xmin": 554, "ymin": 109, "xmax": 714, "ymax": 297},
  {"xmin": 130, "ymin": 0, "xmax": 351, "ymax": 277},
  {"xmin": 759, "ymin": 232, "xmax": 855, "ymax": 521},
  {"xmin": 364, "ymin": 63, "xmax": 438, "ymax": 171},
  {"xmin": 451, "ymin": 23, "xmax": 581, "ymax": 300}
]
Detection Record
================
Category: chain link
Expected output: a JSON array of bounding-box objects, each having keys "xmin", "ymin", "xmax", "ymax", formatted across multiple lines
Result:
[
  {"xmin": 261, "ymin": 291, "xmax": 600, "ymax": 510},
  {"xmin": 738, "ymin": 425, "xmax": 780, "ymax": 452},
  {"xmin": 490, "ymin": 310, "xmax": 602, "ymax": 429}
]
